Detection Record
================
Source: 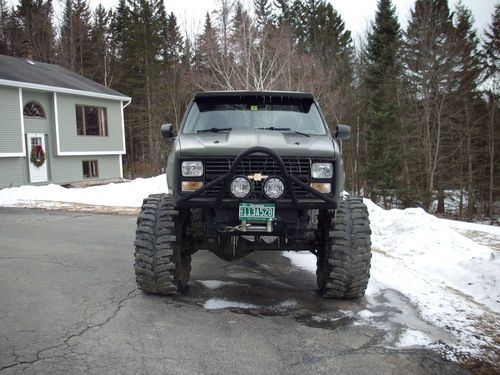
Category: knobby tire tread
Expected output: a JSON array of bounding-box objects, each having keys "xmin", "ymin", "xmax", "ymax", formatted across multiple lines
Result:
[
  {"xmin": 318, "ymin": 196, "xmax": 372, "ymax": 299},
  {"xmin": 134, "ymin": 193, "xmax": 189, "ymax": 295}
]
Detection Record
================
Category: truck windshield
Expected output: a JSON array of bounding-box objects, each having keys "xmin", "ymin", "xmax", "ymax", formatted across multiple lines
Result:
[{"xmin": 182, "ymin": 97, "xmax": 327, "ymax": 135}]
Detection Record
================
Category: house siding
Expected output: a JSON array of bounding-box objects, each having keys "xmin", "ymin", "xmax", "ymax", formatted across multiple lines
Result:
[
  {"xmin": 0, "ymin": 158, "xmax": 26, "ymax": 188},
  {"xmin": 50, "ymin": 155, "xmax": 121, "ymax": 184},
  {"xmin": 56, "ymin": 94, "xmax": 124, "ymax": 154},
  {"xmin": 0, "ymin": 86, "xmax": 23, "ymax": 154}
]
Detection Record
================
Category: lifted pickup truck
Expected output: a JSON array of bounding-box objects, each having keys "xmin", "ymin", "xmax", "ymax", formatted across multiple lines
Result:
[{"xmin": 134, "ymin": 91, "xmax": 372, "ymax": 298}]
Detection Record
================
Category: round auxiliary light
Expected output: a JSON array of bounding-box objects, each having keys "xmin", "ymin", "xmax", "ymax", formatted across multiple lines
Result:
[
  {"xmin": 230, "ymin": 176, "xmax": 251, "ymax": 199},
  {"xmin": 263, "ymin": 177, "xmax": 285, "ymax": 199}
]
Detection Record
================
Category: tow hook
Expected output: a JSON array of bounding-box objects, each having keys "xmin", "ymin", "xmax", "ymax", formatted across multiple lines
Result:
[
  {"xmin": 224, "ymin": 223, "xmax": 251, "ymax": 232},
  {"xmin": 223, "ymin": 220, "xmax": 274, "ymax": 233}
]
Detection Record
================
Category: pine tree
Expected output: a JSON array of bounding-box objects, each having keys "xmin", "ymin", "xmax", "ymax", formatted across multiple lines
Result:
[
  {"xmin": 107, "ymin": 0, "xmax": 130, "ymax": 90},
  {"xmin": 361, "ymin": 0, "xmax": 403, "ymax": 206},
  {"xmin": 274, "ymin": 0, "xmax": 290, "ymax": 24},
  {"xmin": 118, "ymin": 0, "xmax": 169, "ymax": 175},
  {"xmin": 59, "ymin": 0, "xmax": 93, "ymax": 74},
  {"xmin": 109, "ymin": 0, "xmax": 128, "ymax": 58},
  {"xmin": 253, "ymin": 0, "xmax": 273, "ymax": 31},
  {"xmin": 214, "ymin": 0, "xmax": 234, "ymax": 59},
  {"xmin": 448, "ymin": 3, "xmax": 483, "ymax": 217},
  {"xmin": 403, "ymin": 0, "xmax": 459, "ymax": 211},
  {"xmin": 0, "ymin": 0, "xmax": 9, "ymax": 54},
  {"xmin": 233, "ymin": 1, "xmax": 250, "ymax": 34},
  {"xmin": 482, "ymin": 4, "xmax": 500, "ymax": 218},
  {"xmin": 231, "ymin": 1, "xmax": 252, "ymax": 54},
  {"xmin": 88, "ymin": 4, "xmax": 111, "ymax": 85},
  {"xmin": 194, "ymin": 13, "xmax": 219, "ymax": 71},
  {"xmin": 159, "ymin": 10, "xmax": 184, "ymax": 117},
  {"xmin": 13, "ymin": 0, "xmax": 55, "ymax": 60},
  {"xmin": 162, "ymin": 12, "xmax": 183, "ymax": 63},
  {"xmin": 483, "ymin": 4, "xmax": 499, "ymax": 84}
]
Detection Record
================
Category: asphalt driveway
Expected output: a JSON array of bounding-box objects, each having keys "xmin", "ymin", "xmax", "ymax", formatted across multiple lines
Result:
[{"xmin": 0, "ymin": 208, "xmax": 470, "ymax": 374}]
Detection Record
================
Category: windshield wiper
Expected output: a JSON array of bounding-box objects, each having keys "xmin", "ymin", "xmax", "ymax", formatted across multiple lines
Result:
[
  {"xmin": 197, "ymin": 127, "xmax": 232, "ymax": 133},
  {"xmin": 257, "ymin": 127, "xmax": 310, "ymax": 137}
]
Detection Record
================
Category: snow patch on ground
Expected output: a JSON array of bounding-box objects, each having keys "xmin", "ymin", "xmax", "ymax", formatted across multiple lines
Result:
[
  {"xmin": 203, "ymin": 299, "xmax": 258, "ymax": 310},
  {"xmin": 198, "ymin": 280, "xmax": 241, "ymax": 289},
  {"xmin": 311, "ymin": 310, "xmax": 354, "ymax": 323},
  {"xmin": 277, "ymin": 300, "xmax": 297, "ymax": 309},
  {"xmin": 357, "ymin": 309, "xmax": 384, "ymax": 320},
  {"xmin": 396, "ymin": 329, "xmax": 436, "ymax": 348},
  {"xmin": 282, "ymin": 251, "xmax": 316, "ymax": 273}
]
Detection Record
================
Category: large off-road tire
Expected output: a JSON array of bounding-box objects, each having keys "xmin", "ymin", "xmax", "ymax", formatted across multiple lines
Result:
[
  {"xmin": 134, "ymin": 193, "xmax": 193, "ymax": 295},
  {"xmin": 316, "ymin": 197, "xmax": 372, "ymax": 299}
]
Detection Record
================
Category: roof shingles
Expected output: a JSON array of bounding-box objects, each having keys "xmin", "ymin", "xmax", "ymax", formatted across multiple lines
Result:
[{"xmin": 0, "ymin": 54, "xmax": 129, "ymax": 99}]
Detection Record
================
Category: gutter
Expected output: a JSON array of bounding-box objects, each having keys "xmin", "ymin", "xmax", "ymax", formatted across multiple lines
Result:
[{"xmin": 0, "ymin": 79, "xmax": 131, "ymax": 102}]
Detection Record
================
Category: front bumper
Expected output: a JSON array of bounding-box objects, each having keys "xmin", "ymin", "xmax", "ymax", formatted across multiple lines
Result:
[{"xmin": 173, "ymin": 146, "xmax": 338, "ymax": 210}]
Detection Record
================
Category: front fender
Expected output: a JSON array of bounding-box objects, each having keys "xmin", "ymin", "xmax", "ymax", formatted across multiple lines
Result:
[{"xmin": 166, "ymin": 138, "xmax": 181, "ymax": 193}]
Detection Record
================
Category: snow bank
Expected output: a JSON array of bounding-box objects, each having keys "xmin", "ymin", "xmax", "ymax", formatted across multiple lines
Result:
[
  {"xmin": 284, "ymin": 199, "xmax": 499, "ymax": 360},
  {"xmin": 0, "ymin": 175, "xmax": 167, "ymax": 208},
  {"xmin": 364, "ymin": 199, "xmax": 499, "ymax": 313}
]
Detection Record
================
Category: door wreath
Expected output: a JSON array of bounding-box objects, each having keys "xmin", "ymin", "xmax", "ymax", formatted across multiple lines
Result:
[{"xmin": 30, "ymin": 144, "xmax": 46, "ymax": 167}]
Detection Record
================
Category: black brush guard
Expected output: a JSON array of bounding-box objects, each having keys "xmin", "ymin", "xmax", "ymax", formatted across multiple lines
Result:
[{"xmin": 175, "ymin": 147, "xmax": 338, "ymax": 210}]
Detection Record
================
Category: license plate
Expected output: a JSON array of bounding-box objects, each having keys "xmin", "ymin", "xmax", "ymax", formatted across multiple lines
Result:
[{"xmin": 239, "ymin": 203, "xmax": 275, "ymax": 222}]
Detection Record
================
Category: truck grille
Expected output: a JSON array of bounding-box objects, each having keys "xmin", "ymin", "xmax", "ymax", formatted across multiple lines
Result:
[{"xmin": 200, "ymin": 156, "xmax": 333, "ymax": 199}]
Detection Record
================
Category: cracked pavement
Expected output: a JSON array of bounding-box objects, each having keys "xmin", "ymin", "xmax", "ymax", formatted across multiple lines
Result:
[{"xmin": 0, "ymin": 207, "xmax": 472, "ymax": 374}]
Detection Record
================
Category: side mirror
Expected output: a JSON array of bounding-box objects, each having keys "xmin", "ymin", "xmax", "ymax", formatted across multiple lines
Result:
[
  {"xmin": 160, "ymin": 123, "xmax": 175, "ymax": 138},
  {"xmin": 335, "ymin": 124, "xmax": 350, "ymax": 140}
]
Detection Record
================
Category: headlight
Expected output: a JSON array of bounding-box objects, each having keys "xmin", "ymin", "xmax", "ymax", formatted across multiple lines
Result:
[
  {"xmin": 311, "ymin": 163, "xmax": 333, "ymax": 179},
  {"xmin": 230, "ymin": 176, "xmax": 251, "ymax": 198},
  {"xmin": 263, "ymin": 177, "xmax": 285, "ymax": 199},
  {"xmin": 182, "ymin": 161, "xmax": 203, "ymax": 177}
]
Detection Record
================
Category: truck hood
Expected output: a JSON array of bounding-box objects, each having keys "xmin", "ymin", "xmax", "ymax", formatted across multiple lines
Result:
[{"xmin": 178, "ymin": 129, "xmax": 335, "ymax": 158}]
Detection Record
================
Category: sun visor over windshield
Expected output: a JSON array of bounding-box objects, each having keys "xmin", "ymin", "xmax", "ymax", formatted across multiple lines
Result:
[{"xmin": 195, "ymin": 94, "xmax": 315, "ymax": 113}]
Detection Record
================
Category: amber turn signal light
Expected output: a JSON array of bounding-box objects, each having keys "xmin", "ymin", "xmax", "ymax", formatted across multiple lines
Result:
[
  {"xmin": 182, "ymin": 181, "xmax": 203, "ymax": 191},
  {"xmin": 310, "ymin": 182, "xmax": 331, "ymax": 193}
]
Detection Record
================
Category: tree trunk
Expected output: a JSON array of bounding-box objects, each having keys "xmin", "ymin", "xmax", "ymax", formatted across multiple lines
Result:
[{"xmin": 488, "ymin": 93, "xmax": 495, "ymax": 218}]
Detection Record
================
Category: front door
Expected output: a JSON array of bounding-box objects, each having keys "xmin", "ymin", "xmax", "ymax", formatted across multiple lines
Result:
[{"xmin": 27, "ymin": 133, "xmax": 48, "ymax": 183}]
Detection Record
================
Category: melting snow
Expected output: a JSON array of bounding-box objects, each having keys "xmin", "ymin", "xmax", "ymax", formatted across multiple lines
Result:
[
  {"xmin": 396, "ymin": 329, "xmax": 436, "ymax": 348},
  {"xmin": 282, "ymin": 251, "xmax": 316, "ymax": 273},
  {"xmin": 203, "ymin": 299, "xmax": 258, "ymax": 310},
  {"xmin": 199, "ymin": 280, "xmax": 241, "ymax": 289},
  {"xmin": 357, "ymin": 309, "xmax": 383, "ymax": 320}
]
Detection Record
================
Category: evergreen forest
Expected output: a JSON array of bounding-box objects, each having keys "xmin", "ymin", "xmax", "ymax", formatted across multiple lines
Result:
[{"xmin": 0, "ymin": 0, "xmax": 498, "ymax": 219}]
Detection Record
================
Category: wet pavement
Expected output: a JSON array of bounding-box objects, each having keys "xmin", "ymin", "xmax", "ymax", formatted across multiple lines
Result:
[{"xmin": 0, "ymin": 208, "xmax": 474, "ymax": 374}]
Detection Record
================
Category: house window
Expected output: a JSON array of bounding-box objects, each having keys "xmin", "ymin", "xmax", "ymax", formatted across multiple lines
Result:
[
  {"xmin": 24, "ymin": 101, "xmax": 46, "ymax": 118},
  {"xmin": 82, "ymin": 160, "xmax": 99, "ymax": 178},
  {"xmin": 76, "ymin": 105, "xmax": 108, "ymax": 136}
]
